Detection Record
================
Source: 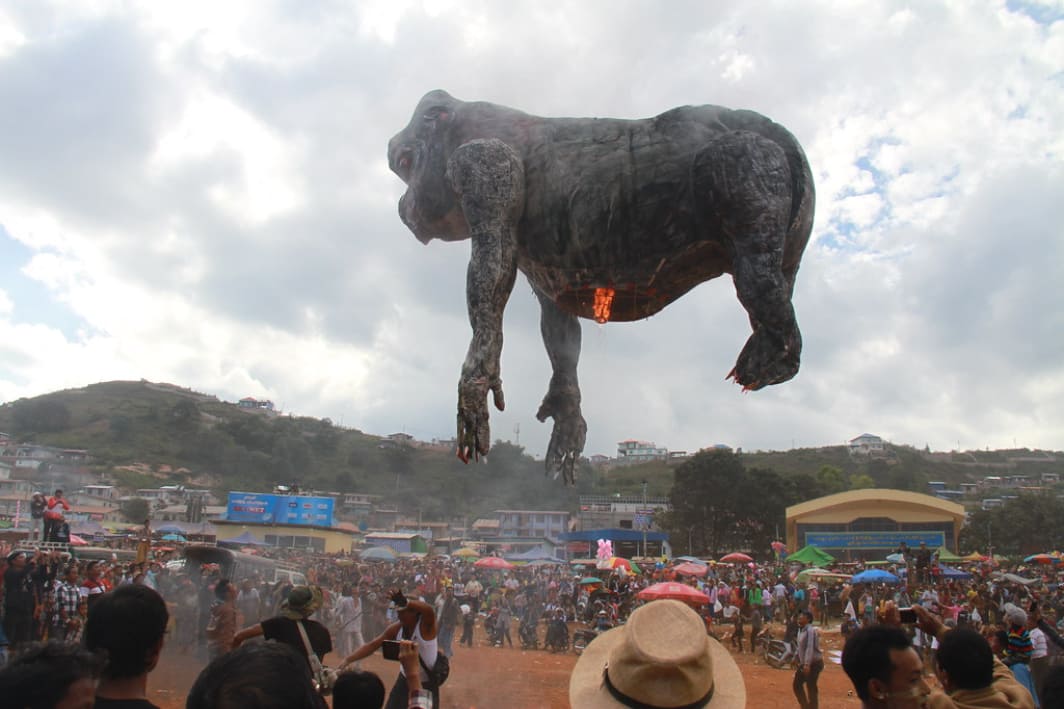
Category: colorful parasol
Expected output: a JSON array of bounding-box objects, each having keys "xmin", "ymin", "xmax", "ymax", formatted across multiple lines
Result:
[
  {"xmin": 453, "ymin": 547, "xmax": 480, "ymax": 558},
  {"xmin": 636, "ymin": 582, "xmax": 709, "ymax": 605},
  {"xmin": 474, "ymin": 556, "xmax": 514, "ymax": 570},
  {"xmin": 673, "ymin": 561, "xmax": 709, "ymax": 577},
  {"xmin": 599, "ymin": 556, "xmax": 641, "ymax": 573},
  {"xmin": 720, "ymin": 552, "xmax": 753, "ymax": 563}
]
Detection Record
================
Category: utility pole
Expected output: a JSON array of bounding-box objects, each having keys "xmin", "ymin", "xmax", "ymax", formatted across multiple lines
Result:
[{"xmin": 641, "ymin": 479, "xmax": 648, "ymax": 558}]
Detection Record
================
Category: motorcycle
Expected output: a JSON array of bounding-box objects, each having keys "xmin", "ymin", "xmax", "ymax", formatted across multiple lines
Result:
[
  {"xmin": 483, "ymin": 610, "xmax": 503, "ymax": 647},
  {"xmin": 519, "ymin": 618, "xmax": 539, "ymax": 649},
  {"xmin": 545, "ymin": 616, "xmax": 569, "ymax": 653},
  {"xmin": 758, "ymin": 634, "xmax": 797, "ymax": 669},
  {"xmin": 573, "ymin": 615, "xmax": 614, "ymax": 655}
]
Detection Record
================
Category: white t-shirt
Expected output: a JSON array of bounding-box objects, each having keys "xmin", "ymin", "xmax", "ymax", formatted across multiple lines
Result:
[{"xmin": 1030, "ymin": 627, "xmax": 1048, "ymax": 659}]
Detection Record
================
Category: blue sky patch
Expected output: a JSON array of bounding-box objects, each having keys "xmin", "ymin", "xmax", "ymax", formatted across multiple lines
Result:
[{"xmin": 0, "ymin": 224, "xmax": 87, "ymax": 340}]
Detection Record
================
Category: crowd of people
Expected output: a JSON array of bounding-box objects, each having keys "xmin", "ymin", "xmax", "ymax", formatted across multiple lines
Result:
[{"xmin": 2, "ymin": 535, "xmax": 1064, "ymax": 707}]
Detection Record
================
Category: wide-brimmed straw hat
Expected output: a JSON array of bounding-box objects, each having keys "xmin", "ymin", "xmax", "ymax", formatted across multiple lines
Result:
[
  {"xmin": 569, "ymin": 599, "xmax": 745, "ymax": 708},
  {"xmin": 280, "ymin": 585, "xmax": 322, "ymax": 620}
]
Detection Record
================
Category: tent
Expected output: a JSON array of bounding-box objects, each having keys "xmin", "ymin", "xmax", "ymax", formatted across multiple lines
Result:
[
  {"xmin": 505, "ymin": 545, "xmax": 561, "ymax": 562},
  {"xmin": 935, "ymin": 547, "xmax": 963, "ymax": 563},
  {"xmin": 787, "ymin": 544, "xmax": 835, "ymax": 566}
]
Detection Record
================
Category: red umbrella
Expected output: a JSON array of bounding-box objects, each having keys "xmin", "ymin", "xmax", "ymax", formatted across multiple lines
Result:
[
  {"xmin": 637, "ymin": 582, "xmax": 709, "ymax": 605},
  {"xmin": 673, "ymin": 562, "xmax": 709, "ymax": 577},
  {"xmin": 474, "ymin": 556, "xmax": 515, "ymax": 570},
  {"xmin": 720, "ymin": 552, "xmax": 753, "ymax": 563}
]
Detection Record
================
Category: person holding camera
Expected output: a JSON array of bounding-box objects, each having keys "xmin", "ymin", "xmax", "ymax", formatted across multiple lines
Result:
[{"xmin": 339, "ymin": 588, "xmax": 440, "ymax": 709}]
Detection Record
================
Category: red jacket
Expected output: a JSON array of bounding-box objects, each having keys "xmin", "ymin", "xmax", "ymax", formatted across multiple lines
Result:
[{"xmin": 45, "ymin": 496, "xmax": 71, "ymax": 519}]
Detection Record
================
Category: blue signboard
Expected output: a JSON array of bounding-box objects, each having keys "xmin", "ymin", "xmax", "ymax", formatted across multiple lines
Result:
[
  {"xmin": 226, "ymin": 493, "xmax": 334, "ymax": 527},
  {"xmin": 274, "ymin": 495, "xmax": 334, "ymax": 527},
  {"xmin": 226, "ymin": 492, "xmax": 278, "ymax": 523},
  {"xmin": 804, "ymin": 530, "xmax": 945, "ymax": 550}
]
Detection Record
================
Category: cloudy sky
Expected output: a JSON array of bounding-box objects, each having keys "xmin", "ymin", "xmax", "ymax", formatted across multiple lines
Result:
[{"xmin": 1, "ymin": 1, "xmax": 1061, "ymax": 462}]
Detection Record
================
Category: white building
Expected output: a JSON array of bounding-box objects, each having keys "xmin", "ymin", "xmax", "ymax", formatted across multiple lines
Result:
[
  {"xmin": 615, "ymin": 440, "xmax": 669, "ymax": 465},
  {"xmin": 848, "ymin": 434, "xmax": 885, "ymax": 456}
]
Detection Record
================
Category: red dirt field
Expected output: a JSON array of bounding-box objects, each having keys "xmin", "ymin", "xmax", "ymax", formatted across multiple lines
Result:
[{"xmin": 147, "ymin": 629, "xmax": 870, "ymax": 708}]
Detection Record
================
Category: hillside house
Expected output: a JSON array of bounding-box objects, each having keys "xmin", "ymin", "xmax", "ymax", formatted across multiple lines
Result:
[
  {"xmin": 238, "ymin": 397, "xmax": 275, "ymax": 412},
  {"xmin": 615, "ymin": 440, "xmax": 668, "ymax": 465},
  {"xmin": 848, "ymin": 434, "xmax": 885, "ymax": 456},
  {"xmin": 496, "ymin": 510, "xmax": 570, "ymax": 539}
]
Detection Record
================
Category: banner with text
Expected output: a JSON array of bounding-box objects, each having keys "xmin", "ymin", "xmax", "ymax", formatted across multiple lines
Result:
[
  {"xmin": 226, "ymin": 492, "xmax": 334, "ymax": 527},
  {"xmin": 804, "ymin": 530, "xmax": 945, "ymax": 550}
]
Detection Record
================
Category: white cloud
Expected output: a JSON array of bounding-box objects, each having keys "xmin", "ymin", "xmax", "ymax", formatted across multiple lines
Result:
[{"xmin": 0, "ymin": 0, "xmax": 1061, "ymax": 461}]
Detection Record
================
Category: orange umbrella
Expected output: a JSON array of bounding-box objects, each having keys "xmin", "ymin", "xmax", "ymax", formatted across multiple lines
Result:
[
  {"xmin": 673, "ymin": 562, "xmax": 709, "ymax": 577},
  {"xmin": 720, "ymin": 552, "xmax": 753, "ymax": 563},
  {"xmin": 474, "ymin": 556, "xmax": 514, "ymax": 570},
  {"xmin": 636, "ymin": 582, "xmax": 709, "ymax": 605}
]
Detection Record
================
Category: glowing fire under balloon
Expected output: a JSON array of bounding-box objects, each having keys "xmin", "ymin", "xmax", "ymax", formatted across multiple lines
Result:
[{"xmin": 592, "ymin": 287, "xmax": 615, "ymax": 323}]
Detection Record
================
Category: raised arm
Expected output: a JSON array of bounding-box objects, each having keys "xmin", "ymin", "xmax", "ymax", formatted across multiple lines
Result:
[
  {"xmin": 405, "ymin": 598, "xmax": 438, "ymax": 641},
  {"xmin": 446, "ymin": 138, "xmax": 524, "ymax": 463},
  {"xmin": 341, "ymin": 622, "xmax": 400, "ymax": 668}
]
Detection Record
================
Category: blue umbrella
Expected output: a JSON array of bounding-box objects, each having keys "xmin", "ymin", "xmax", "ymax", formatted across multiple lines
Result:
[
  {"xmin": 161, "ymin": 533, "xmax": 187, "ymax": 542},
  {"xmin": 360, "ymin": 546, "xmax": 398, "ymax": 562},
  {"xmin": 937, "ymin": 565, "xmax": 973, "ymax": 580},
  {"xmin": 851, "ymin": 569, "xmax": 900, "ymax": 584}
]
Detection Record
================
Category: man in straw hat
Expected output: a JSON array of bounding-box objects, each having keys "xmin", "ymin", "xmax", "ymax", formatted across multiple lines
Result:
[{"xmin": 569, "ymin": 599, "xmax": 746, "ymax": 708}]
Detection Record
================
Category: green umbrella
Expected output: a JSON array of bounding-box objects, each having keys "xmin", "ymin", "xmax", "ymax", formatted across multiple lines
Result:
[{"xmin": 580, "ymin": 577, "xmax": 603, "ymax": 585}]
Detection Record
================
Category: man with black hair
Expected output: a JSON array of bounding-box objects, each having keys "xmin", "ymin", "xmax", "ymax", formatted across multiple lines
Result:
[
  {"xmin": 85, "ymin": 584, "xmax": 169, "ymax": 709},
  {"xmin": 3, "ymin": 550, "xmax": 45, "ymax": 650},
  {"xmin": 842, "ymin": 624, "xmax": 926, "ymax": 707},
  {"xmin": 0, "ymin": 640, "xmax": 103, "ymax": 709},
  {"xmin": 793, "ymin": 609, "xmax": 823, "ymax": 709},
  {"xmin": 30, "ymin": 492, "xmax": 47, "ymax": 541},
  {"xmin": 340, "ymin": 588, "xmax": 438, "ymax": 709},
  {"xmin": 186, "ymin": 640, "xmax": 326, "ymax": 709},
  {"xmin": 842, "ymin": 602, "xmax": 1034, "ymax": 708},
  {"xmin": 45, "ymin": 489, "xmax": 71, "ymax": 542},
  {"xmin": 53, "ymin": 564, "xmax": 83, "ymax": 642}
]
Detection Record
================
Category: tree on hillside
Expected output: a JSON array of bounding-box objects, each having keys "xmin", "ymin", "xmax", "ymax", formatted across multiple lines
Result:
[
  {"xmin": 120, "ymin": 497, "xmax": 151, "ymax": 523},
  {"xmin": 170, "ymin": 400, "xmax": 199, "ymax": 429},
  {"xmin": 848, "ymin": 473, "xmax": 875, "ymax": 490},
  {"xmin": 666, "ymin": 449, "xmax": 748, "ymax": 557},
  {"xmin": 109, "ymin": 414, "xmax": 133, "ymax": 441},
  {"xmin": 12, "ymin": 399, "xmax": 72, "ymax": 434},
  {"xmin": 960, "ymin": 493, "xmax": 1064, "ymax": 556},
  {"xmin": 816, "ymin": 465, "xmax": 848, "ymax": 495}
]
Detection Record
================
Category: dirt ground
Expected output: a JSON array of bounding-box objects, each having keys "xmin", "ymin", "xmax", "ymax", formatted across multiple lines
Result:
[{"xmin": 148, "ymin": 627, "xmax": 866, "ymax": 708}]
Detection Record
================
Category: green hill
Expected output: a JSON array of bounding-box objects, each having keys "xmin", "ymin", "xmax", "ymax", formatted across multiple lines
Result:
[{"xmin": 1, "ymin": 381, "xmax": 1060, "ymax": 521}]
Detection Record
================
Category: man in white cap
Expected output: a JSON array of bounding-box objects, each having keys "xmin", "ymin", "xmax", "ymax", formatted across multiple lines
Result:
[{"xmin": 569, "ymin": 599, "xmax": 745, "ymax": 708}]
